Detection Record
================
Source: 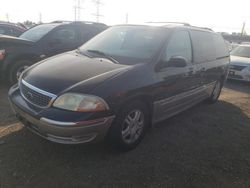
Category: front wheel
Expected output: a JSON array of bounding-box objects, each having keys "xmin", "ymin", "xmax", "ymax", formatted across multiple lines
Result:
[
  {"xmin": 108, "ymin": 101, "xmax": 149, "ymax": 151},
  {"xmin": 8, "ymin": 60, "xmax": 33, "ymax": 85},
  {"xmin": 207, "ymin": 80, "xmax": 223, "ymax": 104}
]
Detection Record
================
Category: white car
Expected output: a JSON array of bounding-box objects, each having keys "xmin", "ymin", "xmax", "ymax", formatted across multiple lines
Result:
[{"xmin": 229, "ymin": 45, "xmax": 250, "ymax": 82}]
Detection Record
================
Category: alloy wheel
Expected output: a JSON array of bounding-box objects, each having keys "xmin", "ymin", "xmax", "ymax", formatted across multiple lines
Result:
[{"xmin": 121, "ymin": 109, "xmax": 145, "ymax": 144}]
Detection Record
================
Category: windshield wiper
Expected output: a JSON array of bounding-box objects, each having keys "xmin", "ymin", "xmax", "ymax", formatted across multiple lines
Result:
[
  {"xmin": 75, "ymin": 48, "xmax": 92, "ymax": 58},
  {"xmin": 87, "ymin": 49, "xmax": 119, "ymax": 64}
]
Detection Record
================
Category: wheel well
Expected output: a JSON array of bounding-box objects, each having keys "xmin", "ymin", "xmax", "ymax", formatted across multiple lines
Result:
[
  {"xmin": 119, "ymin": 95, "xmax": 154, "ymax": 126},
  {"xmin": 5, "ymin": 55, "xmax": 37, "ymax": 75}
]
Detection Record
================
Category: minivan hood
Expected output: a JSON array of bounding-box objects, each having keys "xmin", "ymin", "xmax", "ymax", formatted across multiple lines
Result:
[
  {"xmin": 0, "ymin": 35, "xmax": 34, "ymax": 45},
  {"xmin": 230, "ymin": 55, "xmax": 250, "ymax": 66},
  {"xmin": 22, "ymin": 52, "xmax": 130, "ymax": 95}
]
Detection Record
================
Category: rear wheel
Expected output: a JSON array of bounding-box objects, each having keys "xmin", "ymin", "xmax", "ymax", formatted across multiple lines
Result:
[
  {"xmin": 8, "ymin": 60, "xmax": 33, "ymax": 85},
  {"xmin": 108, "ymin": 101, "xmax": 149, "ymax": 151},
  {"xmin": 207, "ymin": 80, "xmax": 222, "ymax": 104}
]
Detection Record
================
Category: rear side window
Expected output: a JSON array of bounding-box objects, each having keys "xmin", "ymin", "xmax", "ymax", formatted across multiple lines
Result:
[{"xmin": 190, "ymin": 30, "xmax": 216, "ymax": 63}]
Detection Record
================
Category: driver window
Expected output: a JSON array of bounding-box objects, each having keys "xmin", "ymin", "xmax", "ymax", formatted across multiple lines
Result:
[{"xmin": 163, "ymin": 31, "xmax": 192, "ymax": 63}]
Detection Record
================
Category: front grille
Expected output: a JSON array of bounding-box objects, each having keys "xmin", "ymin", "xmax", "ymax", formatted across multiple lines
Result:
[
  {"xmin": 20, "ymin": 80, "xmax": 56, "ymax": 108},
  {"xmin": 229, "ymin": 65, "xmax": 247, "ymax": 71}
]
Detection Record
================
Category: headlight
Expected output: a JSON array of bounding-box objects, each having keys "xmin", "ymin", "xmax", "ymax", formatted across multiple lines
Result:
[
  {"xmin": 53, "ymin": 93, "xmax": 109, "ymax": 112},
  {"xmin": 0, "ymin": 49, "xmax": 5, "ymax": 61}
]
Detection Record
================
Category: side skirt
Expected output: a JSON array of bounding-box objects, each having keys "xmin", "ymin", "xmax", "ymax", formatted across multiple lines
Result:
[{"xmin": 152, "ymin": 82, "xmax": 216, "ymax": 124}]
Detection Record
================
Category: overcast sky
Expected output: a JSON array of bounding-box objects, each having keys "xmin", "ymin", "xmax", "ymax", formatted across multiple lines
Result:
[{"xmin": 1, "ymin": 0, "xmax": 250, "ymax": 33}]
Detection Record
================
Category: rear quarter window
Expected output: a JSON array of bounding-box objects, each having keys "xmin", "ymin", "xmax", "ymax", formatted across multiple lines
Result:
[{"xmin": 190, "ymin": 30, "xmax": 216, "ymax": 63}]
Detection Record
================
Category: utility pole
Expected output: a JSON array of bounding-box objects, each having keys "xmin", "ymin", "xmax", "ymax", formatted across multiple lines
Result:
[
  {"xmin": 6, "ymin": 13, "xmax": 9, "ymax": 22},
  {"xmin": 126, "ymin": 13, "xmax": 128, "ymax": 24},
  {"xmin": 241, "ymin": 22, "xmax": 246, "ymax": 36},
  {"xmin": 39, "ymin": 13, "xmax": 42, "ymax": 24},
  {"xmin": 77, "ymin": 0, "xmax": 81, "ymax": 21},
  {"xmin": 74, "ymin": 5, "xmax": 77, "ymax": 21},
  {"xmin": 74, "ymin": 0, "xmax": 84, "ymax": 21},
  {"xmin": 92, "ymin": 0, "xmax": 103, "ymax": 22}
]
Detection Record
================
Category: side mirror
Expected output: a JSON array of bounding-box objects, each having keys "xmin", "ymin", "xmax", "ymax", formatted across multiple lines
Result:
[{"xmin": 168, "ymin": 56, "xmax": 188, "ymax": 67}]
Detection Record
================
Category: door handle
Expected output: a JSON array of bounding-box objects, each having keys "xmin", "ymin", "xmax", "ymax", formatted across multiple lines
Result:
[
  {"xmin": 199, "ymin": 67, "xmax": 206, "ymax": 79},
  {"xmin": 185, "ymin": 67, "xmax": 194, "ymax": 76},
  {"xmin": 188, "ymin": 67, "xmax": 194, "ymax": 73},
  {"xmin": 200, "ymin": 67, "xmax": 206, "ymax": 72}
]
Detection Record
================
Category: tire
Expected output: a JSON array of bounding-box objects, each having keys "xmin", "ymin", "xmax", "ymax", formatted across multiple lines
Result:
[
  {"xmin": 108, "ymin": 101, "xmax": 150, "ymax": 151},
  {"xmin": 8, "ymin": 60, "xmax": 33, "ymax": 86},
  {"xmin": 207, "ymin": 80, "xmax": 223, "ymax": 104}
]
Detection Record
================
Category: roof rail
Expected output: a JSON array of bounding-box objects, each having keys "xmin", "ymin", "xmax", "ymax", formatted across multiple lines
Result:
[
  {"xmin": 190, "ymin": 25, "xmax": 214, "ymax": 31},
  {"xmin": 73, "ymin": 21, "xmax": 107, "ymax": 26},
  {"xmin": 146, "ymin": 22, "xmax": 214, "ymax": 32},
  {"xmin": 146, "ymin": 21, "xmax": 190, "ymax": 26},
  {"xmin": 199, "ymin": 27, "xmax": 213, "ymax": 31},
  {"xmin": 50, "ymin": 20, "xmax": 106, "ymax": 26},
  {"xmin": 51, "ymin": 20, "xmax": 72, "ymax": 23}
]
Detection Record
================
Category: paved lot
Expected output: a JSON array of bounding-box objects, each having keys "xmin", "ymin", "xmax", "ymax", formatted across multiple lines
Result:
[{"xmin": 0, "ymin": 81, "xmax": 250, "ymax": 188}]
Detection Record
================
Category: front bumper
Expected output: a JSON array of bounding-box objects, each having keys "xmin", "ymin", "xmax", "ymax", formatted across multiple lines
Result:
[
  {"xmin": 9, "ymin": 86, "xmax": 115, "ymax": 144},
  {"xmin": 227, "ymin": 68, "xmax": 250, "ymax": 82}
]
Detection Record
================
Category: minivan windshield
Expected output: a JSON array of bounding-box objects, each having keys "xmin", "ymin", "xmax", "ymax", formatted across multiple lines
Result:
[
  {"xmin": 19, "ymin": 24, "xmax": 57, "ymax": 42},
  {"xmin": 79, "ymin": 26, "xmax": 166, "ymax": 64},
  {"xmin": 231, "ymin": 45, "xmax": 250, "ymax": 58}
]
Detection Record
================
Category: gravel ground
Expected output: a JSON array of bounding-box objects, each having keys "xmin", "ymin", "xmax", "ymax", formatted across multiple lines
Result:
[{"xmin": 0, "ymin": 81, "xmax": 250, "ymax": 188}]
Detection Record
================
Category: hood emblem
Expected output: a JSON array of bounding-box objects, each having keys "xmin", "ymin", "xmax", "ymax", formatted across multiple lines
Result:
[{"xmin": 26, "ymin": 92, "xmax": 34, "ymax": 100}]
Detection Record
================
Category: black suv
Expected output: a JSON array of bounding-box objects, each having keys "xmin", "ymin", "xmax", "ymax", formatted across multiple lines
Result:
[
  {"xmin": 0, "ymin": 21, "xmax": 26, "ymax": 37},
  {"xmin": 9, "ymin": 23, "xmax": 230, "ymax": 150},
  {"xmin": 0, "ymin": 21, "xmax": 107, "ymax": 84}
]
